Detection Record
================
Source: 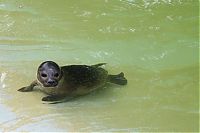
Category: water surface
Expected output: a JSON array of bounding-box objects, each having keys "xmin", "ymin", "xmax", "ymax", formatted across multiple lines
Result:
[{"xmin": 0, "ymin": 0, "xmax": 199, "ymax": 132}]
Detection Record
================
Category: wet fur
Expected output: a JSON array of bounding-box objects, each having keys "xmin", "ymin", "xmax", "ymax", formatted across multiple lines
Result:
[{"xmin": 18, "ymin": 61, "xmax": 127, "ymax": 102}]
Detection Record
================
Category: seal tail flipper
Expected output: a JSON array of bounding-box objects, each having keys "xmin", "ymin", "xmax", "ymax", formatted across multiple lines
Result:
[
  {"xmin": 92, "ymin": 63, "xmax": 106, "ymax": 68},
  {"xmin": 108, "ymin": 72, "xmax": 127, "ymax": 85}
]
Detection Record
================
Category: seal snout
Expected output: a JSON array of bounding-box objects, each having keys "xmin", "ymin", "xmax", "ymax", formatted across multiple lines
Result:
[{"xmin": 46, "ymin": 80, "xmax": 58, "ymax": 87}]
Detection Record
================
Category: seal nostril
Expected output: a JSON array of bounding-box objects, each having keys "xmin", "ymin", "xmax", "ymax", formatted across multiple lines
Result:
[{"xmin": 47, "ymin": 80, "xmax": 55, "ymax": 85}]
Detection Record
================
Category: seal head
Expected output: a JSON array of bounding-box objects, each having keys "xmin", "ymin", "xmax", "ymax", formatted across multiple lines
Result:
[{"xmin": 37, "ymin": 61, "xmax": 62, "ymax": 87}]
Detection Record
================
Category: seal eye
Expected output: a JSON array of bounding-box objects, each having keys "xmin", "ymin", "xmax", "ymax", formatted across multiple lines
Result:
[
  {"xmin": 54, "ymin": 73, "xmax": 59, "ymax": 77},
  {"xmin": 41, "ymin": 73, "xmax": 47, "ymax": 78}
]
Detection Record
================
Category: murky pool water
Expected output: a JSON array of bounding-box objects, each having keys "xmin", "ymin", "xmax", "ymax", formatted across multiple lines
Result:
[{"xmin": 0, "ymin": 0, "xmax": 199, "ymax": 132}]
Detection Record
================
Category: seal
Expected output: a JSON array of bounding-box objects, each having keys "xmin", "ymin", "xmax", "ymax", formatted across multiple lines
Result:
[{"xmin": 18, "ymin": 61, "xmax": 127, "ymax": 102}]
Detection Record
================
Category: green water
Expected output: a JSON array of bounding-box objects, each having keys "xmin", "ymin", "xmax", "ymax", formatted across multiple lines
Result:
[{"xmin": 0, "ymin": 0, "xmax": 199, "ymax": 132}]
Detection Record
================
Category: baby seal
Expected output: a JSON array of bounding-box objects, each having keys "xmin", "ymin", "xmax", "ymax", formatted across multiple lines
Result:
[{"xmin": 18, "ymin": 61, "xmax": 127, "ymax": 102}]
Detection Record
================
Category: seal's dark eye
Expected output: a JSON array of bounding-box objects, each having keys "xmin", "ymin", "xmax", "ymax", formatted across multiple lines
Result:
[
  {"xmin": 54, "ymin": 73, "xmax": 59, "ymax": 77},
  {"xmin": 41, "ymin": 73, "xmax": 47, "ymax": 77}
]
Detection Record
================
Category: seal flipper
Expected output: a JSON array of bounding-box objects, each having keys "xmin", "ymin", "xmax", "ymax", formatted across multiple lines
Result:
[
  {"xmin": 43, "ymin": 96, "xmax": 75, "ymax": 104},
  {"xmin": 18, "ymin": 80, "xmax": 38, "ymax": 92},
  {"xmin": 42, "ymin": 95, "xmax": 65, "ymax": 101},
  {"xmin": 18, "ymin": 86, "xmax": 33, "ymax": 92},
  {"xmin": 108, "ymin": 72, "xmax": 127, "ymax": 85}
]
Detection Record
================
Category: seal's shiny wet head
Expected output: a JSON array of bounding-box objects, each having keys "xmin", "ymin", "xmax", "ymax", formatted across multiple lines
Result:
[{"xmin": 37, "ymin": 61, "xmax": 62, "ymax": 87}]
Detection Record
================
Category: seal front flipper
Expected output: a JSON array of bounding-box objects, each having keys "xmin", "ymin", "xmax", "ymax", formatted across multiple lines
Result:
[
  {"xmin": 42, "ymin": 96, "xmax": 75, "ymax": 104},
  {"xmin": 42, "ymin": 95, "xmax": 66, "ymax": 102},
  {"xmin": 18, "ymin": 80, "xmax": 38, "ymax": 92},
  {"xmin": 18, "ymin": 86, "xmax": 33, "ymax": 92}
]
